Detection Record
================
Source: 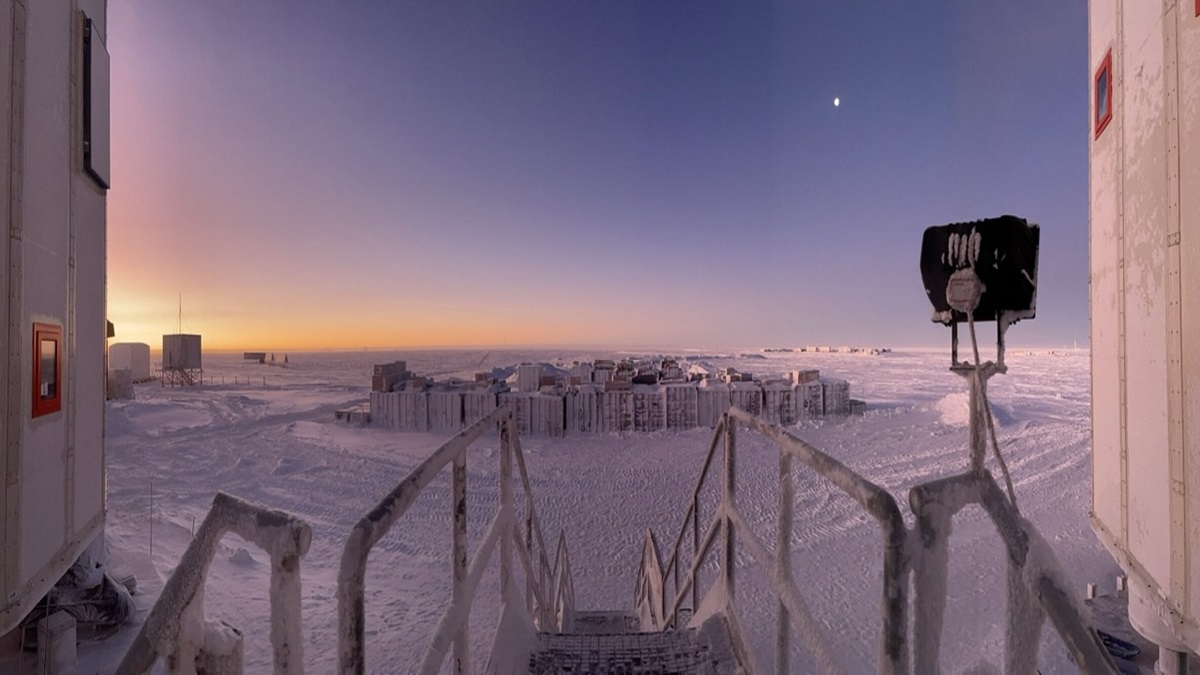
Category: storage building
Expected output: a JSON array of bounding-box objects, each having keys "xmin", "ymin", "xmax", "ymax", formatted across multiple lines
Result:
[
  {"xmin": 1, "ymin": 0, "xmax": 110, "ymax": 635},
  {"xmin": 109, "ymin": 342, "xmax": 151, "ymax": 382},
  {"xmin": 821, "ymin": 378, "xmax": 850, "ymax": 415},
  {"xmin": 427, "ymin": 388, "xmax": 464, "ymax": 433},
  {"xmin": 664, "ymin": 383, "xmax": 698, "ymax": 430},
  {"xmin": 1089, "ymin": 0, "xmax": 1200, "ymax": 659},
  {"xmin": 762, "ymin": 380, "xmax": 797, "ymax": 426},
  {"xmin": 697, "ymin": 381, "xmax": 732, "ymax": 428},
  {"xmin": 516, "ymin": 364, "xmax": 543, "ymax": 393},
  {"xmin": 797, "ymin": 381, "xmax": 824, "ymax": 419},
  {"xmin": 631, "ymin": 385, "xmax": 665, "ymax": 432},
  {"xmin": 463, "ymin": 386, "xmax": 500, "ymax": 426},
  {"xmin": 500, "ymin": 391, "xmax": 565, "ymax": 437},
  {"xmin": 729, "ymin": 381, "xmax": 763, "ymax": 417}
]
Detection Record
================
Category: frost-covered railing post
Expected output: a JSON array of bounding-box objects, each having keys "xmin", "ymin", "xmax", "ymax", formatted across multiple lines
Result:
[
  {"xmin": 638, "ymin": 406, "xmax": 908, "ymax": 674},
  {"xmin": 337, "ymin": 406, "xmax": 572, "ymax": 675},
  {"xmin": 908, "ymin": 470, "xmax": 1118, "ymax": 675},
  {"xmin": 776, "ymin": 441, "xmax": 794, "ymax": 675},
  {"xmin": 116, "ymin": 492, "xmax": 312, "ymax": 675},
  {"xmin": 721, "ymin": 417, "xmax": 737, "ymax": 610},
  {"xmin": 451, "ymin": 443, "xmax": 469, "ymax": 675}
]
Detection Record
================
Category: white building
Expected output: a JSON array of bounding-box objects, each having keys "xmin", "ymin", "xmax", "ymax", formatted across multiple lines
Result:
[
  {"xmin": 1089, "ymin": 0, "xmax": 1200, "ymax": 666},
  {"xmin": 0, "ymin": 0, "xmax": 110, "ymax": 634},
  {"xmin": 109, "ymin": 342, "xmax": 152, "ymax": 382}
]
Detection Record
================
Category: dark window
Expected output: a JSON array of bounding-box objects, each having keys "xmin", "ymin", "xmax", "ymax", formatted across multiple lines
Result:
[
  {"xmin": 1094, "ymin": 50, "xmax": 1113, "ymax": 139},
  {"xmin": 33, "ymin": 323, "xmax": 62, "ymax": 417},
  {"xmin": 83, "ymin": 16, "xmax": 110, "ymax": 189}
]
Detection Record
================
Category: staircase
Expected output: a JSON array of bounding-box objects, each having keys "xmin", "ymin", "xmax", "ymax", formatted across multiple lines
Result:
[
  {"xmin": 115, "ymin": 405, "xmax": 1121, "ymax": 675},
  {"xmin": 529, "ymin": 612, "xmax": 741, "ymax": 675}
]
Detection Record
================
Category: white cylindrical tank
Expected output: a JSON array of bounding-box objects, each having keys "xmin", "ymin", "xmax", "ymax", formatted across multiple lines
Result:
[{"xmin": 1089, "ymin": 0, "xmax": 1200, "ymax": 655}]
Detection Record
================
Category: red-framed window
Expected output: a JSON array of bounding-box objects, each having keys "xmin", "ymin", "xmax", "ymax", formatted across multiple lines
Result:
[
  {"xmin": 1094, "ymin": 49, "xmax": 1113, "ymax": 139},
  {"xmin": 33, "ymin": 323, "xmax": 62, "ymax": 417}
]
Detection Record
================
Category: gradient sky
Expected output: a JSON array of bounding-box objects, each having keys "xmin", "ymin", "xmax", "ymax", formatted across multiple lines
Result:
[{"xmin": 107, "ymin": 1, "xmax": 1089, "ymax": 351}]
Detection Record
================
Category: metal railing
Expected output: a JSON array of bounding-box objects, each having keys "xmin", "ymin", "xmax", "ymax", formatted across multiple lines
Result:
[
  {"xmin": 337, "ymin": 405, "xmax": 573, "ymax": 675},
  {"xmin": 116, "ymin": 492, "xmax": 312, "ymax": 675},
  {"xmin": 634, "ymin": 405, "xmax": 1118, "ymax": 675},
  {"xmin": 908, "ymin": 469, "xmax": 1115, "ymax": 674}
]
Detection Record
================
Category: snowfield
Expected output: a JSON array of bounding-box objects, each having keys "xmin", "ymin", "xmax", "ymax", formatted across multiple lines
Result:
[{"xmin": 86, "ymin": 347, "xmax": 1114, "ymax": 673}]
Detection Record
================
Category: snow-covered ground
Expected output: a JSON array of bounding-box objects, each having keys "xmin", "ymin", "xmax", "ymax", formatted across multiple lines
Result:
[{"xmin": 82, "ymin": 347, "xmax": 1114, "ymax": 673}]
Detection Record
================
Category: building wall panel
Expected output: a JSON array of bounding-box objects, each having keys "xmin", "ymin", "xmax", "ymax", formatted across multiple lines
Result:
[
  {"xmin": 632, "ymin": 386, "xmax": 665, "ymax": 432},
  {"xmin": 798, "ymin": 382, "xmax": 824, "ymax": 419},
  {"xmin": 598, "ymin": 390, "xmax": 633, "ymax": 433},
  {"xmin": 1089, "ymin": 0, "xmax": 1125, "ymax": 545},
  {"xmin": 697, "ymin": 384, "xmax": 731, "ymax": 429},
  {"xmin": 1176, "ymin": 0, "xmax": 1200, "ymax": 619},
  {"xmin": 664, "ymin": 384, "xmax": 698, "ymax": 430},
  {"xmin": 763, "ymin": 384, "xmax": 796, "ymax": 426},
  {"xmin": 428, "ymin": 391, "xmax": 463, "ymax": 433},
  {"xmin": 822, "ymin": 379, "xmax": 851, "ymax": 416},
  {"xmin": 463, "ymin": 390, "xmax": 498, "ymax": 427},
  {"xmin": 1120, "ymin": 7, "xmax": 1171, "ymax": 588},
  {"xmin": 729, "ymin": 382, "xmax": 761, "ymax": 417}
]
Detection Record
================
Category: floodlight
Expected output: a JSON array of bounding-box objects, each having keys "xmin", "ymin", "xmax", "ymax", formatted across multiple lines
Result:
[{"xmin": 920, "ymin": 215, "xmax": 1039, "ymax": 326}]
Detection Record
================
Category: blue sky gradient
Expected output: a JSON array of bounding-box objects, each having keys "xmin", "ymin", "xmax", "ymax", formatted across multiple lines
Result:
[{"xmin": 108, "ymin": 1, "xmax": 1089, "ymax": 350}]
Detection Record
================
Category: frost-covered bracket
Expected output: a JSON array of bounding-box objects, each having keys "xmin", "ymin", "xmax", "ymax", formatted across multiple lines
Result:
[{"xmin": 920, "ymin": 215, "xmax": 1039, "ymax": 368}]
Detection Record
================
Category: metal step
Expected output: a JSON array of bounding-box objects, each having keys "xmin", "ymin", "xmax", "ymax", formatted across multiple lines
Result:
[{"xmin": 527, "ymin": 613, "xmax": 742, "ymax": 674}]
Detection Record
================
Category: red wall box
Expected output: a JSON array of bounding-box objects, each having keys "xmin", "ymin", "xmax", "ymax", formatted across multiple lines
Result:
[{"xmin": 32, "ymin": 323, "xmax": 62, "ymax": 417}]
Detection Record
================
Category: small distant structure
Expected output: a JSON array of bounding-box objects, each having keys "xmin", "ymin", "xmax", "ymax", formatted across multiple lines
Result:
[
  {"xmin": 516, "ymin": 364, "xmax": 544, "ymax": 392},
  {"xmin": 162, "ymin": 334, "xmax": 202, "ymax": 387},
  {"xmin": 244, "ymin": 352, "xmax": 266, "ymax": 363},
  {"xmin": 108, "ymin": 342, "xmax": 150, "ymax": 399},
  {"xmin": 109, "ymin": 342, "xmax": 152, "ymax": 382},
  {"xmin": 335, "ymin": 403, "xmax": 371, "ymax": 426},
  {"xmin": 371, "ymin": 361, "xmax": 410, "ymax": 392}
]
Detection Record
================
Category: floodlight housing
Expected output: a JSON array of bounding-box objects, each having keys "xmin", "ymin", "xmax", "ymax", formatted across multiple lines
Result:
[{"xmin": 920, "ymin": 215, "xmax": 1039, "ymax": 326}]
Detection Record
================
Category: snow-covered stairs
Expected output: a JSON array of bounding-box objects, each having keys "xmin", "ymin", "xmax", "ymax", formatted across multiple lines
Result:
[{"xmin": 526, "ymin": 611, "xmax": 743, "ymax": 674}]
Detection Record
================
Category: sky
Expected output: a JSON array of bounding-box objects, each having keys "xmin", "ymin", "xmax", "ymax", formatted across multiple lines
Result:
[{"xmin": 106, "ymin": 0, "xmax": 1090, "ymax": 351}]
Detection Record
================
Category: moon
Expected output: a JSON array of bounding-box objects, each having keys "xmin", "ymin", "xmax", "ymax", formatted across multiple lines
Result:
[{"xmin": 834, "ymin": 97, "xmax": 840, "ymax": 107}]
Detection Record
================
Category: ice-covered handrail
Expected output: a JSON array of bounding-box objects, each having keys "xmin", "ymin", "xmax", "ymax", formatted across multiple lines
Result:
[
  {"xmin": 639, "ymin": 405, "xmax": 1119, "ymax": 675},
  {"xmin": 551, "ymin": 531, "xmax": 576, "ymax": 630},
  {"xmin": 337, "ymin": 406, "xmax": 571, "ymax": 675},
  {"xmin": 116, "ymin": 491, "xmax": 312, "ymax": 675},
  {"xmin": 634, "ymin": 530, "xmax": 666, "ymax": 629},
  {"xmin": 638, "ymin": 407, "xmax": 904, "ymax": 674},
  {"xmin": 908, "ymin": 470, "xmax": 1116, "ymax": 674}
]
